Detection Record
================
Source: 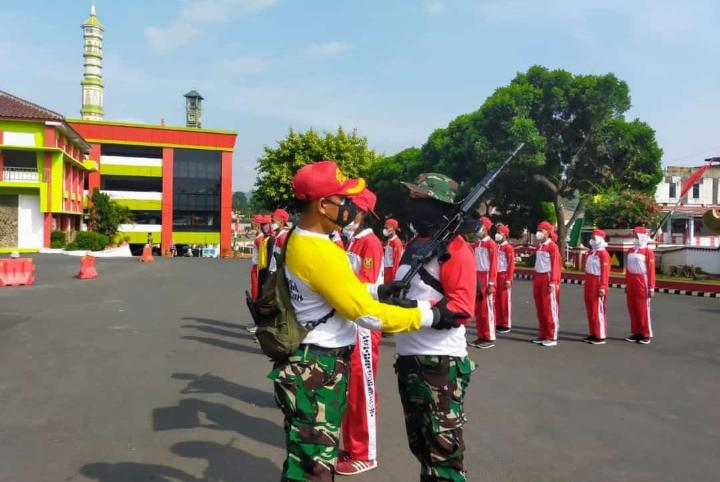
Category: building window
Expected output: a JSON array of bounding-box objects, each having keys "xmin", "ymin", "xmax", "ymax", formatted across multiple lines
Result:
[
  {"xmin": 668, "ymin": 181, "xmax": 676, "ymax": 199},
  {"xmin": 101, "ymin": 175, "xmax": 162, "ymax": 192},
  {"xmin": 3, "ymin": 149, "xmax": 36, "ymax": 168},
  {"xmin": 692, "ymin": 183, "xmax": 700, "ymax": 199},
  {"xmin": 101, "ymin": 144, "xmax": 162, "ymax": 159},
  {"xmin": 173, "ymin": 149, "xmax": 221, "ymax": 232},
  {"xmin": 130, "ymin": 211, "xmax": 162, "ymax": 225}
]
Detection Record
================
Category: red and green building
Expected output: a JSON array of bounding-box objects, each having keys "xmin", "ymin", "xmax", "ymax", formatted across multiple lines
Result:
[
  {"xmin": 0, "ymin": 90, "xmax": 96, "ymax": 253},
  {"xmin": 69, "ymin": 119, "xmax": 237, "ymax": 254}
]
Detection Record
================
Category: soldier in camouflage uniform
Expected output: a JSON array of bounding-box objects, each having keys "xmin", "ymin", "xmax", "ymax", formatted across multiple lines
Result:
[
  {"xmin": 271, "ymin": 162, "xmax": 467, "ymax": 481},
  {"xmin": 391, "ymin": 173, "xmax": 478, "ymax": 481}
]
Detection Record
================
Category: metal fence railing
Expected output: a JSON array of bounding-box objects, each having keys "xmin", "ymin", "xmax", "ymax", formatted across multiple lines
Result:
[{"xmin": 2, "ymin": 167, "xmax": 39, "ymax": 182}]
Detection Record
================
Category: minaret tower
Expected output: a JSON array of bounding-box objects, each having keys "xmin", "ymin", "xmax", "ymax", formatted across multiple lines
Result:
[
  {"xmin": 81, "ymin": 2, "xmax": 104, "ymax": 120},
  {"xmin": 184, "ymin": 90, "xmax": 204, "ymax": 128}
]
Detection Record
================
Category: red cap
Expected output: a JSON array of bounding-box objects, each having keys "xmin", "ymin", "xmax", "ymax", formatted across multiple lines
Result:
[
  {"xmin": 497, "ymin": 223, "xmax": 510, "ymax": 235},
  {"xmin": 352, "ymin": 188, "xmax": 379, "ymax": 219},
  {"xmin": 538, "ymin": 220, "xmax": 555, "ymax": 233},
  {"xmin": 384, "ymin": 218, "xmax": 399, "ymax": 231},
  {"xmin": 251, "ymin": 214, "xmax": 262, "ymax": 223},
  {"xmin": 292, "ymin": 161, "xmax": 366, "ymax": 201},
  {"xmin": 633, "ymin": 226, "xmax": 648, "ymax": 235},
  {"xmin": 273, "ymin": 209, "xmax": 289, "ymax": 223},
  {"xmin": 259, "ymin": 215, "xmax": 272, "ymax": 224},
  {"xmin": 479, "ymin": 216, "xmax": 492, "ymax": 230},
  {"xmin": 592, "ymin": 228, "xmax": 606, "ymax": 238}
]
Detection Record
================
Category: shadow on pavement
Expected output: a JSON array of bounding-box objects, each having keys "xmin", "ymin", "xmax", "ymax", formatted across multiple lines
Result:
[
  {"xmin": 181, "ymin": 324, "xmax": 249, "ymax": 340},
  {"xmin": 182, "ymin": 317, "xmax": 249, "ymax": 330},
  {"xmin": 181, "ymin": 336, "xmax": 264, "ymax": 355},
  {"xmin": 79, "ymin": 440, "xmax": 279, "ymax": 482},
  {"xmin": 152, "ymin": 398, "xmax": 283, "ymax": 449},
  {"xmin": 173, "ymin": 372, "xmax": 275, "ymax": 409}
]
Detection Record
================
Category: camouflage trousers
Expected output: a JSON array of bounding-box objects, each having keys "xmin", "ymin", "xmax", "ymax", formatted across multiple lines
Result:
[
  {"xmin": 396, "ymin": 355, "xmax": 475, "ymax": 482},
  {"xmin": 269, "ymin": 345, "xmax": 352, "ymax": 482}
]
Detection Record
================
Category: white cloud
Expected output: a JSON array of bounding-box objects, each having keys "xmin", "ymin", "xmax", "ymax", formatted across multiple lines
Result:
[
  {"xmin": 302, "ymin": 41, "xmax": 352, "ymax": 60},
  {"xmin": 145, "ymin": 0, "xmax": 279, "ymax": 54},
  {"xmin": 423, "ymin": 0, "xmax": 446, "ymax": 16}
]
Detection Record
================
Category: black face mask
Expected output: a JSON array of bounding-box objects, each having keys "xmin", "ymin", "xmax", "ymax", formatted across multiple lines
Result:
[
  {"xmin": 407, "ymin": 198, "xmax": 453, "ymax": 236},
  {"xmin": 322, "ymin": 197, "xmax": 359, "ymax": 229}
]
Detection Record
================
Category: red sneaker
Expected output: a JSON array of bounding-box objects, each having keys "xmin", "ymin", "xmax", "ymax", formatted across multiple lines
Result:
[{"xmin": 336, "ymin": 457, "xmax": 378, "ymax": 476}]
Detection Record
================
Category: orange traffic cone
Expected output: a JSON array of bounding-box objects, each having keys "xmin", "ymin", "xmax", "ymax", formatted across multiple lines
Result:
[
  {"xmin": 77, "ymin": 254, "xmax": 98, "ymax": 280},
  {"xmin": 141, "ymin": 244, "xmax": 155, "ymax": 263}
]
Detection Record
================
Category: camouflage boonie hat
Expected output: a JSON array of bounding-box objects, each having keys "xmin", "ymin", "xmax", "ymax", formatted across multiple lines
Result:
[{"xmin": 401, "ymin": 172, "xmax": 458, "ymax": 204}]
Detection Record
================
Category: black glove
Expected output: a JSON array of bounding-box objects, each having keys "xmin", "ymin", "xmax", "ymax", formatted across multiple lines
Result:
[
  {"xmin": 384, "ymin": 296, "xmax": 418, "ymax": 308},
  {"xmin": 431, "ymin": 298, "xmax": 469, "ymax": 330},
  {"xmin": 377, "ymin": 280, "xmax": 406, "ymax": 301}
]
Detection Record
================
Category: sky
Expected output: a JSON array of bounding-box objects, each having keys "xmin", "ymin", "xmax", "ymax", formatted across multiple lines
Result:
[{"xmin": 1, "ymin": 0, "xmax": 718, "ymax": 192}]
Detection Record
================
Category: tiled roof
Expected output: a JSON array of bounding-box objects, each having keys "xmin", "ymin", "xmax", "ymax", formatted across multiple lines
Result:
[
  {"xmin": 0, "ymin": 90, "xmax": 65, "ymax": 122},
  {"xmin": 658, "ymin": 204, "xmax": 720, "ymax": 216}
]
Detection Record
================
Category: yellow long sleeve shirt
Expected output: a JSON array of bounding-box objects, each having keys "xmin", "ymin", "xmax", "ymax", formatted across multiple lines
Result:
[{"xmin": 285, "ymin": 227, "xmax": 434, "ymax": 348}]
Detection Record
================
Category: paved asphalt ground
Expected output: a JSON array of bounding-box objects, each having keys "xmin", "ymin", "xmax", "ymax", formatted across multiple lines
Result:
[{"xmin": 0, "ymin": 255, "xmax": 718, "ymax": 482}]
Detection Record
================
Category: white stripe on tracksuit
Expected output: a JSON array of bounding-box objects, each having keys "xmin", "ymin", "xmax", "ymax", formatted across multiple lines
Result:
[
  {"xmin": 357, "ymin": 325, "xmax": 377, "ymax": 460},
  {"xmin": 487, "ymin": 287, "xmax": 496, "ymax": 340},
  {"xmin": 507, "ymin": 289, "xmax": 512, "ymax": 328},
  {"xmin": 644, "ymin": 274, "xmax": 653, "ymax": 338},
  {"xmin": 597, "ymin": 296, "xmax": 606, "ymax": 339},
  {"xmin": 549, "ymin": 288, "xmax": 559, "ymax": 340}
]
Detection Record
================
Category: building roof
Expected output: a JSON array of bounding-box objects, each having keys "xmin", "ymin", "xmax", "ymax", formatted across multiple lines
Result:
[
  {"xmin": 83, "ymin": 4, "xmax": 103, "ymax": 29},
  {"xmin": 658, "ymin": 204, "xmax": 720, "ymax": 216},
  {"xmin": 0, "ymin": 90, "xmax": 65, "ymax": 121},
  {"xmin": 184, "ymin": 90, "xmax": 204, "ymax": 100}
]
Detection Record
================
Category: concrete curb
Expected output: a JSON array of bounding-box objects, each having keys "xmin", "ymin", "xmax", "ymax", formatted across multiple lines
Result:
[{"xmin": 513, "ymin": 271, "xmax": 720, "ymax": 298}]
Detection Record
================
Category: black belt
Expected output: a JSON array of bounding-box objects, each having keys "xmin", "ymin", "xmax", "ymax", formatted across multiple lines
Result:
[
  {"xmin": 396, "ymin": 354, "xmax": 451, "ymax": 371},
  {"xmin": 299, "ymin": 344, "xmax": 353, "ymax": 358}
]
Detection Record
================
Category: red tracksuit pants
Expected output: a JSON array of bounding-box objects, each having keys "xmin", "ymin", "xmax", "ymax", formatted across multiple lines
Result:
[
  {"xmin": 495, "ymin": 272, "xmax": 512, "ymax": 329},
  {"xmin": 533, "ymin": 272, "xmax": 560, "ymax": 340},
  {"xmin": 626, "ymin": 273, "xmax": 653, "ymax": 338},
  {"xmin": 342, "ymin": 326, "xmax": 381, "ymax": 461},
  {"xmin": 384, "ymin": 267, "xmax": 397, "ymax": 284},
  {"xmin": 584, "ymin": 274, "xmax": 607, "ymax": 339},
  {"xmin": 474, "ymin": 272, "xmax": 496, "ymax": 341},
  {"xmin": 250, "ymin": 264, "xmax": 259, "ymax": 299}
]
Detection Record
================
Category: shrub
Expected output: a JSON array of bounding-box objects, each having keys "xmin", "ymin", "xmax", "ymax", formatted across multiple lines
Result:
[
  {"xmin": 50, "ymin": 230, "xmax": 67, "ymax": 249},
  {"xmin": 66, "ymin": 231, "xmax": 109, "ymax": 252},
  {"xmin": 586, "ymin": 189, "xmax": 661, "ymax": 229}
]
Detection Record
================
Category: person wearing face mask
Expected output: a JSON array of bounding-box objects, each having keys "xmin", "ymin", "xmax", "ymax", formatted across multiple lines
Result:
[
  {"xmin": 625, "ymin": 226, "xmax": 656, "ymax": 344},
  {"xmin": 494, "ymin": 224, "xmax": 515, "ymax": 333},
  {"xmin": 532, "ymin": 221, "xmax": 561, "ymax": 347},
  {"xmin": 469, "ymin": 216, "xmax": 498, "ymax": 349},
  {"xmin": 379, "ymin": 172, "xmax": 476, "ymax": 482},
  {"xmin": 268, "ymin": 208, "xmax": 290, "ymax": 274},
  {"xmin": 249, "ymin": 214, "xmax": 264, "ymax": 300},
  {"xmin": 337, "ymin": 188, "xmax": 384, "ymax": 476},
  {"xmin": 248, "ymin": 215, "xmax": 273, "ymax": 335},
  {"xmin": 583, "ymin": 229, "xmax": 610, "ymax": 345},
  {"xmin": 270, "ymin": 161, "xmax": 462, "ymax": 481},
  {"xmin": 382, "ymin": 219, "xmax": 404, "ymax": 283}
]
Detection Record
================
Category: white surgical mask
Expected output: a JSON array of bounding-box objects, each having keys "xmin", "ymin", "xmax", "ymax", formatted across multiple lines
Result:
[
  {"xmin": 270, "ymin": 223, "xmax": 279, "ymax": 231},
  {"xmin": 382, "ymin": 228, "xmax": 392, "ymax": 237},
  {"xmin": 342, "ymin": 222, "xmax": 359, "ymax": 238},
  {"xmin": 589, "ymin": 238, "xmax": 597, "ymax": 248},
  {"xmin": 536, "ymin": 231, "xmax": 546, "ymax": 241},
  {"xmin": 634, "ymin": 234, "xmax": 649, "ymax": 248},
  {"xmin": 494, "ymin": 233, "xmax": 503, "ymax": 242}
]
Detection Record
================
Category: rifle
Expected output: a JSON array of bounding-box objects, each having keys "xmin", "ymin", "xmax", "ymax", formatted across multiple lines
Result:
[{"xmin": 399, "ymin": 143, "xmax": 525, "ymax": 295}]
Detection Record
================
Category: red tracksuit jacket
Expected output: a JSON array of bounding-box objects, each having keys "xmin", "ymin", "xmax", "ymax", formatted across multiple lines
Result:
[
  {"xmin": 383, "ymin": 235, "xmax": 404, "ymax": 283},
  {"xmin": 535, "ymin": 240, "xmax": 561, "ymax": 284},
  {"xmin": 498, "ymin": 242, "xmax": 515, "ymax": 279}
]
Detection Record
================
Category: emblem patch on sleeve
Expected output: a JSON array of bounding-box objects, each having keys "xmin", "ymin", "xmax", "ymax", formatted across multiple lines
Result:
[{"xmin": 363, "ymin": 257, "xmax": 373, "ymax": 269}]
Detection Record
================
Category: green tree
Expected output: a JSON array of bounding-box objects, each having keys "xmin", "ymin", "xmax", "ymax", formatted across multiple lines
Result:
[
  {"xmin": 586, "ymin": 189, "xmax": 661, "ymax": 229},
  {"xmin": 232, "ymin": 191, "xmax": 248, "ymax": 212},
  {"xmin": 253, "ymin": 127, "xmax": 381, "ymax": 210},
  {"xmin": 366, "ymin": 147, "xmax": 425, "ymax": 223},
  {"xmin": 419, "ymin": 65, "xmax": 662, "ymax": 253},
  {"xmin": 88, "ymin": 189, "xmax": 133, "ymax": 240}
]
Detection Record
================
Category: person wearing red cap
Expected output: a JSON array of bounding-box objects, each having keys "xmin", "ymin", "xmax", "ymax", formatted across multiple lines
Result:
[
  {"xmin": 625, "ymin": 226, "xmax": 655, "ymax": 344},
  {"xmin": 248, "ymin": 214, "xmax": 273, "ymax": 335},
  {"xmin": 269, "ymin": 161, "xmax": 465, "ymax": 482},
  {"xmin": 469, "ymin": 216, "xmax": 498, "ymax": 349},
  {"xmin": 532, "ymin": 220, "xmax": 561, "ymax": 347},
  {"xmin": 268, "ymin": 208, "xmax": 291, "ymax": 274},
  {"xmin": 494, "ymin": 223, "xmax": 515, "ymax": 333},
  {"xmin": 584, "ymin": 229, "xmax": 611, "ymax": 344},
  {"xmin": 337, "ymin": 188, "xmax": 384, "ymax": 476},
  {"xmin": 382, "ymin": 219, "xmax": 404, "ymax": 283},
  {"xmin": 249, "ymin": 214, "xmax": 263, "ymax": 300}
]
